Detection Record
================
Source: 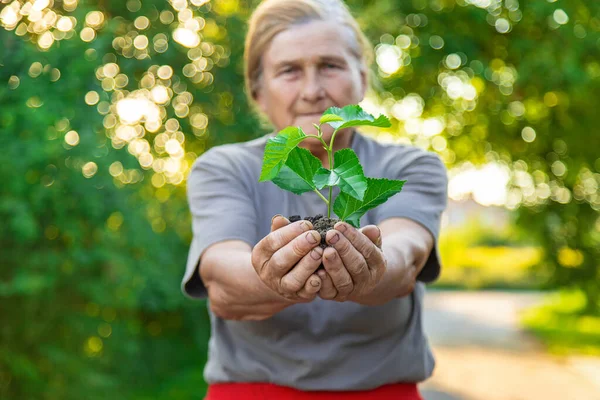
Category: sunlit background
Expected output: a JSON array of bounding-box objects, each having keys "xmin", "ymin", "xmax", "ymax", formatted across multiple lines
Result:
[{"xmin": 1, "ymin": 0, "xmax": 599, "ymax": 399}]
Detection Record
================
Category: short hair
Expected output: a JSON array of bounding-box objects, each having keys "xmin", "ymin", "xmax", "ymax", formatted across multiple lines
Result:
[{"xmin": 244, "ymin": 0, "xmax": 374, "ymax": 105}]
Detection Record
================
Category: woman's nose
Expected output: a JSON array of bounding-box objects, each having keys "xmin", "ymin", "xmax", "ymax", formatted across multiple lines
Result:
[{"xmin": 300, "ymin": 70, "xmax": 325, "ymax": 102}]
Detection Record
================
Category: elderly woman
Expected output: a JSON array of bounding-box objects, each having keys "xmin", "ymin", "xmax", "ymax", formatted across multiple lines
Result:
[{"xmin": 181, "ymin": 0, "xmax": 448, "ymax": 399}]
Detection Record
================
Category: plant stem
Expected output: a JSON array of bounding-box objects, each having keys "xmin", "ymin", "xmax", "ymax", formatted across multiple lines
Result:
[
  {"xmin": 310, "ymin": 125, "xmax": 340, "ymax": 217},
  {"xmin": 329, "ymin": 129, "xmax": 340, "ymax": 151},
  {"xmin": 315, "ymin": 136, "xmax": 329, "ymax": 150},
  {"xmin": 326, "ymin": 129, "xmax": 339, "ymax": 218},
  {"xmin": 313, "ymin": 189, "xmax": 329, "ymax": 205},
  {"xmin": 328, "ymin": 158, "xmax": 333, "ymax": 217}
]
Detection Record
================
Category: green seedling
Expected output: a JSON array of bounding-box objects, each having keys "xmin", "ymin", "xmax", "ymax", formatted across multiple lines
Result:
[{"xmin": 259, "ymin": 104, "xmax": 406, "ymax": 228}]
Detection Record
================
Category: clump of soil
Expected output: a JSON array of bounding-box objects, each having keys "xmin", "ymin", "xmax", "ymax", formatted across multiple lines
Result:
[
  {"xmin": 289, "ymin": 214, "xmax": 339, "ymax": 270},
  {"xmin": 289, "ymin": 214, "xmax": 339, "ymax": 249}
]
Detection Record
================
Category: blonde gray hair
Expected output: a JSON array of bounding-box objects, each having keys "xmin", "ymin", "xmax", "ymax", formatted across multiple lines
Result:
[{"xmin": 244, "ymin": 0, "xmax": 374, "ymax": 105}]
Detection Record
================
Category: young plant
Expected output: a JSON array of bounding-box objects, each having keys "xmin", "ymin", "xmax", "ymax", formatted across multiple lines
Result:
[{"xmin": 259, "ymin": 104, "xmax": 406, "ymax": 230}]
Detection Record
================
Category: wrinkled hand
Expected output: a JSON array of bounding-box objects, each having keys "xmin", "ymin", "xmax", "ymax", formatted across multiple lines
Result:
[
  {"xmin": 317, "ymin": 221, "xmax": 387, "ymax": 303},
  {"xmin": 251, "ymin": 215, "xmax": 323, "ymax": 302}
]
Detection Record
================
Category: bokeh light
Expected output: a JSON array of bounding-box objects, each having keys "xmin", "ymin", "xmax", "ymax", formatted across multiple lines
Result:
[
  {"xmin": 85, "ymin": 91, "xmax": 100, "ymax": 105},
  {"xmin": 82, "ymin": 162, "xmax": 98, "ymax": 178},
  {"xmin": 64, "ymin": 130, "xmax": 80, "ymax": 146},
  {"xmin": 0, "ymin": 0, "xmax": 83, "ymax": 50}
]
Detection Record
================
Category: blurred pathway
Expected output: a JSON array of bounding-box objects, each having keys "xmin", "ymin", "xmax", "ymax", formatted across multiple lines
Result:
[{"xmin": 418, "ymin": 290, "xmax": 600, "ymax": 400}]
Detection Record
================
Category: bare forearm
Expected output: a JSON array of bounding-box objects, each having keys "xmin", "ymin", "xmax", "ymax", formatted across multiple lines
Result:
[{"xmin": 201, "ymin": 250, "xmax": 291, "ymax": 320}]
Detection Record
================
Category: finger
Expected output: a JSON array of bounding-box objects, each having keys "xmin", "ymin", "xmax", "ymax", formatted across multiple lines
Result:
[
  {"xmin": 326, "ymin": 227, "xmax": 369, "ymax": 280},
  {"xmin": 317, "ymin": 269, "xmax": 337, "ymax": 300},
  {"xmin": 322, "ymin": 246, "xmax": 354, "ymax": 300},
  {"xmin": 271, "ymin": 214, "xmax": 290, "ymax": 232},
  {"xmin": 252, "ymin": 220, "xmax": 313, "ymax": 279},
  {"xmin": 268, "ymin": 229, "xmax": 322, "ymax": 278},
  {"xmin": 296, "ymin": 273, "xmax": 322, "ymax": 301},
  {"xmin": 336, "ymin": 224, "xmax": 387, "ymax": 285},
  {"xmin": 334, "ymin": 222, "xmax": 379, "ymax": 257},
  {"xmin": 359, "ymin": 225, "xmax": 382, "ymax": 249},
  {"xmin": 357, "ymin": 226, "xmax": 386, "ymax": 280},
  {"xmin": 363, "ymin": 225, "xmax": 387, "ymax": 277},
  {"xmin": 262, "ymin": 219, "xmax": 314, "ymax": 260},
  {"xmin": 280, "ymin": 247, "xmax": 323, "ymax": 295}
]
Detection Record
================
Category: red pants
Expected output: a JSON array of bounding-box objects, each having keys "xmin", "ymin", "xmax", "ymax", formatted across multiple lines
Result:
[{"xmin": 205, "ymin": 382, "xmax": 423, "ymax": 400}]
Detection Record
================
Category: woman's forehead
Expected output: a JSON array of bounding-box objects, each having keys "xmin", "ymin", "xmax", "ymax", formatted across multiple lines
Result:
[{"xmin": 264, "ymin": 21, "xmax": 357, "ymax": 66}]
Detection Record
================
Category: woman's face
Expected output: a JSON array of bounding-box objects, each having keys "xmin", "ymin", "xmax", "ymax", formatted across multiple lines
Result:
[{"xmin": 255, "ymin": 20, "xmax": 367, "ymax": 142}]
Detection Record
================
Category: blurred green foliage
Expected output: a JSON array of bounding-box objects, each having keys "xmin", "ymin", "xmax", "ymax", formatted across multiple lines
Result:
[
  {"xmin": 351, "ymin": 0, "xmax": 600, "ymax": 312},
  {"xmin": 436, "ymin": 217, "xmax": 545, "ymax": 290},
  {"xmin": 521, "ymin": 290, "xmax": 600, "ymax": 356},
  {"xmin": 1, "ymin": 0, "xmax": 599, "ymax": 398}
]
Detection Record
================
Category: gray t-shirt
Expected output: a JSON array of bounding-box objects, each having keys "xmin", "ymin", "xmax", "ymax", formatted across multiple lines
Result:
[{"xmin": 182, "ymin": 131, "xmax": 448, "ymax": 390}]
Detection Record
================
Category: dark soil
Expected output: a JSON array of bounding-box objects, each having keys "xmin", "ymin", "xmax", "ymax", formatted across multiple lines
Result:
[
  {"xmin": 289, "ymin": 214, "xmax": 338, "ymax": 270},
  {"xmin": 289, "ymin": 213, "xmax": 339, "ymax": 249}
]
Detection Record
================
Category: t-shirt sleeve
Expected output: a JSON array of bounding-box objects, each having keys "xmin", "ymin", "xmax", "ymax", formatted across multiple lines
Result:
[
  {"xmin": 181, "ymin": 147, "xmax": 258, "ymax": 299},
  {"xmin": 372, "ymin": 149, "xmax": 448, "ymax": 283}
]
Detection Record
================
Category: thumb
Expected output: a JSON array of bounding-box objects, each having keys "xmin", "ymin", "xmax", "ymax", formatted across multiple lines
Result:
[
  {"xmin": 271, "ymin": 214, "xmax": 290, "ymax": 232},
  {"xmin": 360, "ymin": 225, "xmax": 382, "ymax": 248}
]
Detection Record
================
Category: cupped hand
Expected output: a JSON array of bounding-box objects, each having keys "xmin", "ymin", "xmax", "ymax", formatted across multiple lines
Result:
[
  {"xmin": 317, "ymin": 222, "xmax": 387, "ymax": 303},
  {"xmin": 251, "ymin": 215, "xmax": 324, "ymax": 302}
]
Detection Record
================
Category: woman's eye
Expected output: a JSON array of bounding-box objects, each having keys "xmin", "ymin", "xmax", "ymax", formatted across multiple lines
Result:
[{"xmin": 323, "ymin": 63, "xmax": 338, "ymax": 69}]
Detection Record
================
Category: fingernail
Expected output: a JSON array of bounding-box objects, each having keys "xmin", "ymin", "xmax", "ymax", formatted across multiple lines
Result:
[
  {"xmin": 328, "ymin": 232, "xmax": 340, "ymax": 244},
  {"xmin": 310, "ymin": 248, "xmax": 322, "ymax": 260},
  {"xmin": 310, "ymin": 278, "xmax": 321, "ymax": 287},
  {"xmin": 271, "ymin": 214, "xmax": 283, "ymax": 225},
  {"xmin": 325, "ymin": 251, "xmax": 336, "ymax": 260},
  {"xmin": 300, "ymin": 221, "xmax": 313, "ymax": 231},
  {"xmin": 335, "ymin": 223, "xmax": 347, "ymax": 233},
  {"xmin": 306, "ymin": 231, "xmax": 319, "ymax": 244}
]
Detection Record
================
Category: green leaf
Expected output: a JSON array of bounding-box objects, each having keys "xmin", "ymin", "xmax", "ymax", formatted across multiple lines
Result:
[
  {"xmin": 322, "ymin": 105, "xmax": 391, "ymax": 130},
  {"xmin": 271, "ymin": 147, "xmax": 323, "ymax": 195},
  {"xmin": 259, "ymin": 126, "xmax": 307, "ymax": 181},
  {"xmin": 333, "ymin": 177, "xmax": 406, "ymax": 228},
  {"xmin": 313, "ymin": 167, "xmax": 334, "ymax": 188},
  {"xmin": 319, "ymin": 113, "xmax": 344, "ymax": 124},
  {"xmin": 313, "ymin": 149, "xmax": 367, "ymax": 201}
]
